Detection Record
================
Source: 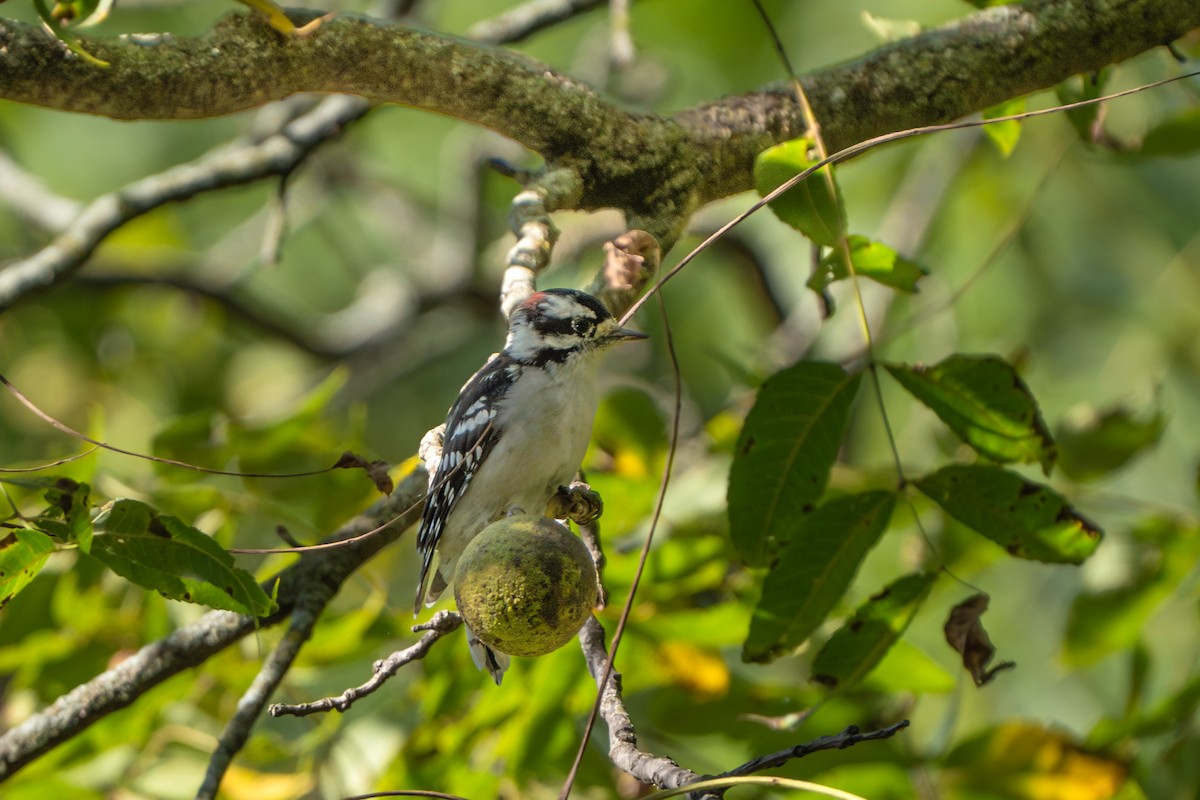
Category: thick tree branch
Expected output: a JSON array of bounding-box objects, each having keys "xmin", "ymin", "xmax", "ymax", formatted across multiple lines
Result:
[{"xmin": 1, "ymin": 1, "xmax": 1196, "ymax": 219}]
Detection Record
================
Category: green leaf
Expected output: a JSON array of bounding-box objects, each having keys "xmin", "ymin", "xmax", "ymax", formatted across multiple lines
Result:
[
  {"xmin": 915, "ymin": 464, "xmax": 1102, "ymax": 564},
  {"xmin": 886, "ymin": 355, "xmax": 1057, "ymax": 473},
  {"xmin": 1141, "ymin": 107, "xmax": 1200, "ymax": 158},
  {"xmin": 728, "ymin": 361, "xmax": 862, "ymax": 566},
  {"xmin": 0, "ymin": 529, "xmax": 56, "ymax": 609},
  {"xmin": 1057, "ymin": 405, "xmax": 1165, "ymax": 482},
  {"xmin": 811, "ymin": 571, "xmax": 936, "ymax": 689},
  {"xmin": 91, "ymin": 499, "xmax": 275, "ymax": 616},
  {"xmin": 809, "ymin": 235, "xmax": 928, "ymax": 296},
  {"xmin": 755, "ymin": 138, "xmax": 848, "ymax": 247},
  {"xmin": 743, "ymin": 491, "xmax": 895, "ymax": 663},
  {"xmin": 982, "ymin": 97, "xmax": 1025, "ymax": 157}
]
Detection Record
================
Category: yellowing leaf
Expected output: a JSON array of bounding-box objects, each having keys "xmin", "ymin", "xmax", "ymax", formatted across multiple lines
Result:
[
  {"xmin": 219, "ymin": 764, "xmax": 315, "ymax": 800},
  {"xmin": 942, "ymin": 722, "xmax": 1128, "ymax": 800},
  {"xmin": 658, "ymin": 641, "xmax": 730, "ymax": 698}
]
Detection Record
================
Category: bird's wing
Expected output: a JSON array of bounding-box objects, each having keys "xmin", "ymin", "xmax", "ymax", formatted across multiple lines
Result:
[{"xmin": 413, "ymin": 355, "xmax": 514, "ymax": 614}]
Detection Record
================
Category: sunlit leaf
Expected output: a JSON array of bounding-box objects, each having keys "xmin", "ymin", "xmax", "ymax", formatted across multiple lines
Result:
[
  {"xmin": 743, "ymin": 491, "xmax": 895, "ymax": 663},
  {"xmin": 1141, "ymin": 107, "xmax": 1200, "ymax": 158},
  {"xmin": 983, "ymin": 97, "xmax": 1026, "ymax": 156},
  {"xmin": 811, "ymin": 571, "xmax": 936, "ymax": 689},
  {"xmin": 941, "ymin": 722, "xmax": 1128, "ymax": 800},
  {"xmin": 728, "ymin": 361, "xmax": 862, "ymax": 566},
  {"xmin": 1057, "ymin": 404, "xmax": 1165, "ymax": 482},
  {"xmin": 809, "ymin": 235, "xmax": 928, "ymax": 296},
  {"xmin": 0, "ymin": 529, "xmax": 56, "ymax": 609},
  {"xmin": 916, "ymin": 465, "xmax": 1102, "ymax": 563},
  {"xmin": 91, "ymin": 499, "xmax": 275, "ymax": 616},
  {"xmin": 886, "ymin": 355, "xmax": 1057, "ymax": 473},
  {"xmin": 755, "ymin": 138, "xmax": 847, "ymax": 247}
]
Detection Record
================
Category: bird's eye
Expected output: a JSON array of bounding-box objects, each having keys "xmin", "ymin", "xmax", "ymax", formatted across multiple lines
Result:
[{"xmin": 571, "ymin": 318, "xmax": 594, "ymax": 336}]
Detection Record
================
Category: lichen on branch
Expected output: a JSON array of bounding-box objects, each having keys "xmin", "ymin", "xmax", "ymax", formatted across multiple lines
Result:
[{"xmin": 1, "ymin": 0, "xmax": 1197, "ymax": 219}]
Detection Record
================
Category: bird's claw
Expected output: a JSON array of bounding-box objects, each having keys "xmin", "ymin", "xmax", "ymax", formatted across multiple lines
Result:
[{"xmin": 547, "ymin": 482, "xmax": 603, "ymax": 525}]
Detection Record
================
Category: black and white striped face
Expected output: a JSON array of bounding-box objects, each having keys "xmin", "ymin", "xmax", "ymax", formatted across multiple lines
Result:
[{"xmin": 505, "ymin": 289, "xmax": 646, "ymax": 366}]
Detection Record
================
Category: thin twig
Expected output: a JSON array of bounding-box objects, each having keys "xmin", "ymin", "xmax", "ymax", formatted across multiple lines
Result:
[
  {"xmin": 718, "ymin": 721, "xmax": 910, "ymax": 779},
  {"xmin": 269, "ymin": 611, "xmax": 463, "ymax": 718}
]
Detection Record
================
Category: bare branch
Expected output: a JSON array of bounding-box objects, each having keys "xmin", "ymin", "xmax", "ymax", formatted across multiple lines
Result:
[
  {"xmin": 718, "ymin": 721, "xmax": 911, "ymax": 780},
  {"xmin": 577, "ymin": 617, "xmax": 703, "ymax": 791},
  {"xmin": 0, "ymin": 150, "xmax": 81, "ymax": 232},
  {"xmin": 466, "ymin": 0, "xmax": 606, "ymax": 43},
  {"xmin": 197, "ymin": 605, "xmax": 322, "ymax": 800},
  {"xmin": 0, "ymin": 94, "xmax": 369, "ymax": 313},
  {"xmin": 269, "ymin": 610, "xmax": 464, "ymax": 718}
]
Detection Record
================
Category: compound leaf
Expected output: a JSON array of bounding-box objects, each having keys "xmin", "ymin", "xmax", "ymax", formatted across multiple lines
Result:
[{"xmin": 91, "ymin": 499, "xmax": 275, "ymax": 616}]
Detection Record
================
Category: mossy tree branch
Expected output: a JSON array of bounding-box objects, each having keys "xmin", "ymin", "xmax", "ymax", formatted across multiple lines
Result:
[{"xmin": 1, "ymin": 0, "xmax": 1197, "ymax": 227}]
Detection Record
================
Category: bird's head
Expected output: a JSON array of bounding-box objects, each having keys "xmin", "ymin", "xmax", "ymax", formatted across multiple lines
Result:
[{"xmin": 505, "ymin": 289, "xmax": 647, "ymax": 366}]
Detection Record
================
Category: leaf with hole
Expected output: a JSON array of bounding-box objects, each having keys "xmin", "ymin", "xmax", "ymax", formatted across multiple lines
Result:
[
  {"xmin": 886, "ymin": 355, "xmax": 1056, "ymax": 473},
  {"xmin": 0, "ymin": 529, "xmax": 56, "ymax": 609},
  {"xmin": 91, "ymin": 498, "xmax": 275, "ymax": 616},
  {"xmin": 755, "ymin": 138, "xmax": 847, "ymax": 247},
  {"xmin": 809, "ymin": 235, "xmax": 928, "ymax": 296},
  {"xmin": 743, "ymin": 491, "xmax": 895, "ymax": 663},
  {"xmin": 811, "ymin": 571, "xmax": 936, "ymax": 689},
  {"xmin": 728, "ymin": 361, "xmax": 862, "ymax": 567},
  {"xmin": 916, "ymin": 464, "xmax": 1101, "ymax": 563}
]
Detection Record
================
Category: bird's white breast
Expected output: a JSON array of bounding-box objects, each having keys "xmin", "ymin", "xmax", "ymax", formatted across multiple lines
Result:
[{"xmin": 435, "ymin": 357, "xmax": 600, "ymax": 582}]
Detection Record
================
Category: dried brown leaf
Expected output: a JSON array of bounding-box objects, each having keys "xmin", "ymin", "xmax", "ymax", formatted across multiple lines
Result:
[{"xmin": 944, "ymin": 593, "xmax": 1016, "ymax": 687}]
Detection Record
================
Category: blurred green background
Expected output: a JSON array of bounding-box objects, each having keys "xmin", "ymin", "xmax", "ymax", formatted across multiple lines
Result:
[{"xmin": 1, "ymin": 1, "xmax": 1198, "ymax": 798}]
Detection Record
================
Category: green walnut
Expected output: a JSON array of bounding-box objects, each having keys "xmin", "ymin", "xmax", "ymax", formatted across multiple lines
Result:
[{"xmin": 454, "ymin": 514, "xmax": 599, "ymax": 658}]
